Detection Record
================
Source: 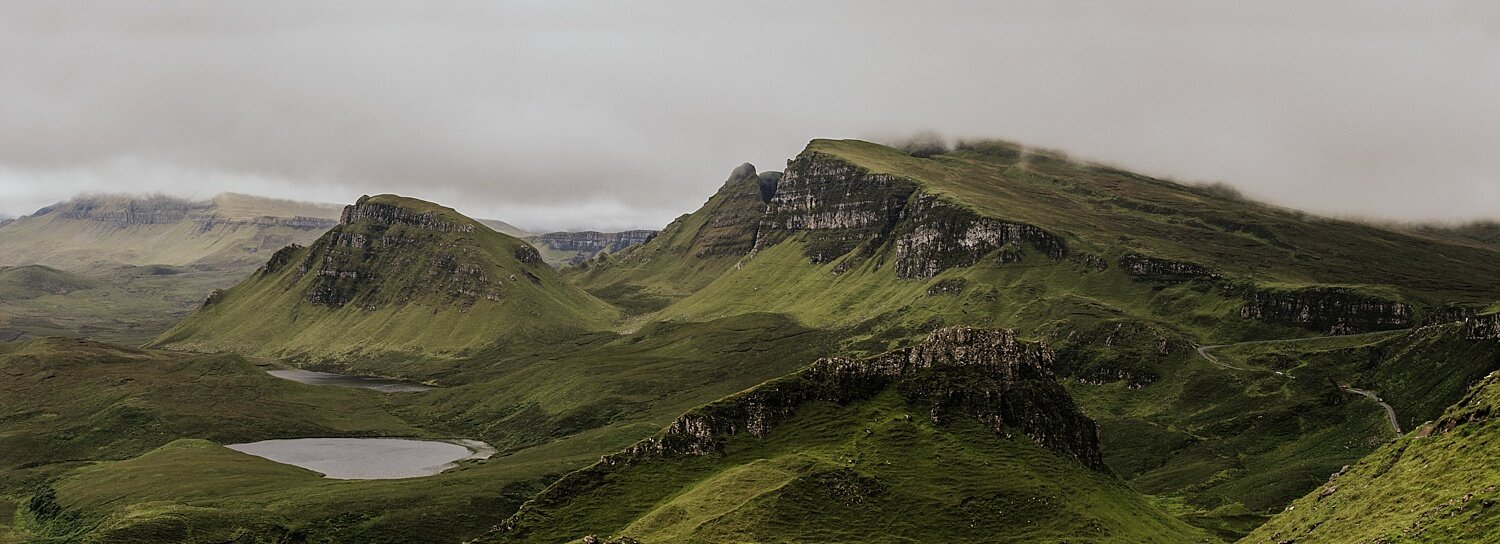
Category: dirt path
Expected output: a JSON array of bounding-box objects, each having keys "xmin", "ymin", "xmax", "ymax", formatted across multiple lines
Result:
[{"xmin": 1193, "ymin": 330, "xmax": 1408, "ymax": 435}]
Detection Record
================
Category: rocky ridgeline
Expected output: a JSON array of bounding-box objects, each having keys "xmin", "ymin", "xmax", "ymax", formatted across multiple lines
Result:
[
  {"xmin": 34, "ymin": 195, "xmax": 337, "ymax": 230},
  {"xmin": 1238, "ymin": 287, "xmax": 1413, "ymax": 334},
  {"xmin": 614, "ymin": 326, "xmax": 1102, "ymax": 469},
  {"xmin": 338, "ymin": 196, "xmax": 474, "ymax": 233},
  {"xmin": 272, "ymin": 197, "xmax": 533, "ymax": 309},
  {"xmin": 1118, "ymin": 253, "xmax": 1219, "ymax": 282},
  {"xmin": 748, "ymin": 152, "xmax": 1065, "ymax": 276},
  {"xmin": 496, "ymin": 327, "xmax": 1104, "ymax": 538},
  {"xmin": 532, "ymin": 230, "xmax": 657, "ymax": 265}
]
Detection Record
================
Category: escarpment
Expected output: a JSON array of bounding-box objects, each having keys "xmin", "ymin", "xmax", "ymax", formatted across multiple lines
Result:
[
  {"xmin": 1118, "ymin": 253, "xmax": 1218, "ymax": 282},
  {"xmin": 615, "ymin": 326, "xmax": 1100, "ymax": 469},
  {"xmin": 37, "ymin": 194, "xmax": 337, "ymax": 230},
  {"xmin": 889, "ymin": 193, "xmax": 1066, "ymax": 278},
  {"xmin": 755, "ymin": 152, "xmax": 922, "ymax": 263},
  {"xmin": 1238, "ymin": 286, "xmax": 1413, "ymax": 334},
  {"xmin": 532, "ymin": 230, "xmax": 656, "ymax": 265}
]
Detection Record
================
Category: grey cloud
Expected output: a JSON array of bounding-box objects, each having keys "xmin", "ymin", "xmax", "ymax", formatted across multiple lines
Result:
[{"xmin": 0, "ymin": 1, "xmax": 1495, "ymax": 231}]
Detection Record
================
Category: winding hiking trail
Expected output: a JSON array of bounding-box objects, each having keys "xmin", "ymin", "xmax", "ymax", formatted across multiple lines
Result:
[{"xmin": 1195, "ymin": 329, "xmax": 1409, "ymax": 435}]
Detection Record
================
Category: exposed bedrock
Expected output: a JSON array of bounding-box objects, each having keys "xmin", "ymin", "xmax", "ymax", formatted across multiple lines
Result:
[{"xmin": 1238, "ymin": 287, "xmax": 1413, "ymax": 334}]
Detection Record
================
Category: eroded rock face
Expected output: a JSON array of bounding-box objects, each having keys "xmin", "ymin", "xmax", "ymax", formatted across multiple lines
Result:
[
  {"xmin": 339, "ymin": 197, "xmax": 475, "ymax": 233},
  {"xmin": 1239, "ymin": 287, "xmax": 1413, "ymax": 334},
  {"xmin": 532, "ymin": 230, "xmax": 657, "ymax": 265},
  {"xmin": 1118, "ymin": 253, "xmax": 1218, "ymax": 282},
  {"xmin": 288, "ymin": 199, "xmax": 519, "ymax": 309},
  {"xmin": 890, "ymin": 194, "xmax": 1066, "ymax": 278},
  {"xmin": 615, "ymin": 326, "xmax": 1105, "ymax": 471},
  {"xmin": 1466, "ymin": 314, "xmax": 1500, "ymax": 340},
  {"xmin": 756, "ymin": 152, "xmax": 920, "ymax": 263}
]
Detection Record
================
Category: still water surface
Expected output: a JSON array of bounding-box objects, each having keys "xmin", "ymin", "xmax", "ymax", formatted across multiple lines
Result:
[
  {"xmin": 226, "ymin": 438, "xmax": 496, "ymax": 479},
  {"xmin": 268, "ymin": 369, "xmax": 434, "ymax": 392}
]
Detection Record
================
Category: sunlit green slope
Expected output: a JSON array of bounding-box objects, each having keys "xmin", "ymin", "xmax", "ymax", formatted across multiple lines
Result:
[{"xmin": 489, "ymin": 327, "xmax": 1216, "ymax": 544}]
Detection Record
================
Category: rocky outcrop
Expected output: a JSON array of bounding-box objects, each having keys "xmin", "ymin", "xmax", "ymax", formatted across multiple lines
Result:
[
  {"xmin": 926, "ymin": 278, "xmax": 967, "ymax": 297},
  {"xmin": 752, "ymin": 152, "xmax": 1066, "ymax": 276},
  {"xmin": 339, "ymin": 196, "xmax": 474, "ymax": 233},
  {"xmin": 1465, "ymin": 314, "xmax": 1500, "ymax": 341},
  {"xmin": 890, "ymin": 194, "xmax": 1066, "ymax": 278},
  {"xmin": 756, "ymin": 152, "xmax": 921, "ymax": 263},
  {"xmin": 496, "ymin": 327, "xmax": 1106, "ymax": 538},
  {"xmin": 1239, "ymin": 287, "xmax": 1413, "ymax": 334},
  {"xmin": 614, "ymin": 326, "xmax": 1103, "ymax": 470},
  {"xmin": 286, "ymin": 198, "xmax": 534, "ymax": 309},
  {"xmin": 1118, "ymin": 253, "xmax": 1218, "ymax": 282},
  {"xmin": 531, "ymin": 230, "xmax": 657, "ymax": 266}
]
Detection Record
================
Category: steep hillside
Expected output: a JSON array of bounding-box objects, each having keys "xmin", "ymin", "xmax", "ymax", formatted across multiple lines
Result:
[
  {"xmin": 0, "ymin": 193, "xmax": 340, "ymax": 271},
  {"xmin": 566, "ymin": 138, "xmax": 1500, "ymax": 538},
  {"xmin": 1245, "ymin": 368, "xmax": 1500, "ymax": 543},
  {"xmin": 150, "ymin": 195, "xmax": 618, "ymax": 370},
  {"xmin": 488, "ymin": 327, "xmax": 1212, "ymax": 544},
  {"xmin": 579, "ymin": 139, "xmax": 1500, "ymax": 329}
]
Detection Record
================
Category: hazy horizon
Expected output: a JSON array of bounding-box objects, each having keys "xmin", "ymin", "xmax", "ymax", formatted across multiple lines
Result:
[{"xmin": 2, "ymin": 2, "xmax": 1497, "ymax": 231}]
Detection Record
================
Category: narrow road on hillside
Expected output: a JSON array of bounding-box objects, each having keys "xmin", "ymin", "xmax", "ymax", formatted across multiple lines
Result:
[
  {"xmin": 1193, "ymin": 329, "xmax": 1409, "ymax": 435},
  {"xmin": 1342, "ymin": 386, "xmax": 1402, "ymax": 434}
]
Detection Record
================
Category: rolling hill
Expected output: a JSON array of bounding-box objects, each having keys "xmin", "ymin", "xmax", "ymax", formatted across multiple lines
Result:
[{"xmin": 150, "ymin": 194, "xmax": 619, "ymax": 371}]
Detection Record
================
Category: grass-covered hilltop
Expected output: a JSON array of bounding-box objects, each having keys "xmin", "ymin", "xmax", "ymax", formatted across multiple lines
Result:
[
  {"xmin": 3, "ymin": 138, "xmax": 1499, "ymax": 543},
  {"xmin": 151, "ymin": 194, "xmax": 620, "ymax": 370}
]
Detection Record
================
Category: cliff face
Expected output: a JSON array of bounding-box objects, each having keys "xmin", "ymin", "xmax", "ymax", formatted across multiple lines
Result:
[
  {"xmin": 1118, "ymin": 253, "xmax": 1219, "ymax": 282},
  {"xmin": 35, "ymin": 195, "xmax": 338, "ymax": 230},
  {"xmin": 889, "ymin": 193, "xmax": 1066, "ymax": 278},
  {"xmin": 755, "ymin": 153, "xmax": 921, "ymax": 263},
  {"xmin": 287, "ymin": 196, "xmax": 514, "ymax": 309},
  {"xmin": 532, "ymin": 230, "xmax": 657, "ymax": 266},
  {"xmin": 1238, "ymin": 287, "xmax": 1413, "ymax": 334},
  {"xmin": 614, "ymin": 326, "xmax": 1103, "ymax": 471}
]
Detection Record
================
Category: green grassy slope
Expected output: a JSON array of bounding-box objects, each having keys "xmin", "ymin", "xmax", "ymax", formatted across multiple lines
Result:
[
  {"xmin": 805, "ymin": 139, "xmax": 1500, "ymax": 303},
  {"xmin": 488, "ymin": 328, "xmax": 1214, "ymax": 544},
  {"xmin": 557, "ymin": 139, "xmax": 1500, "ymax": 539},
  {"xmin": 0, "ymin": 264, "xmax": 239, "ymax": 345},
  {"xmin": 1244, "ymin": 371, "xmax": 1500, "ymax": 543},
  {"xmin": 0, "ymin": 338, "xmax": 415, "ymax": 488},
  {"xmin": 150, "ymin": 195, "xmax": 619, "ymax": 371},
  {"xmin": 1, "ymin": 315, "xmax": 842, "ymax": 543},
  {"xmin": 0, "ymin": 193, "xmax": 341, "ymax": 344}
]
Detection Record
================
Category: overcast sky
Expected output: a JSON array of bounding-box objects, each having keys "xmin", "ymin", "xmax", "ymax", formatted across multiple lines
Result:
[{"xmin": 0, "ymin": 2, "xmax": 1496, "ymax": 231}]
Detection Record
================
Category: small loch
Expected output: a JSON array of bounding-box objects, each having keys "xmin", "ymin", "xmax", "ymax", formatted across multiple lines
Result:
[{"xmin": 226, "ymin": 438, "xmax": 495, "ymax": 479}]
